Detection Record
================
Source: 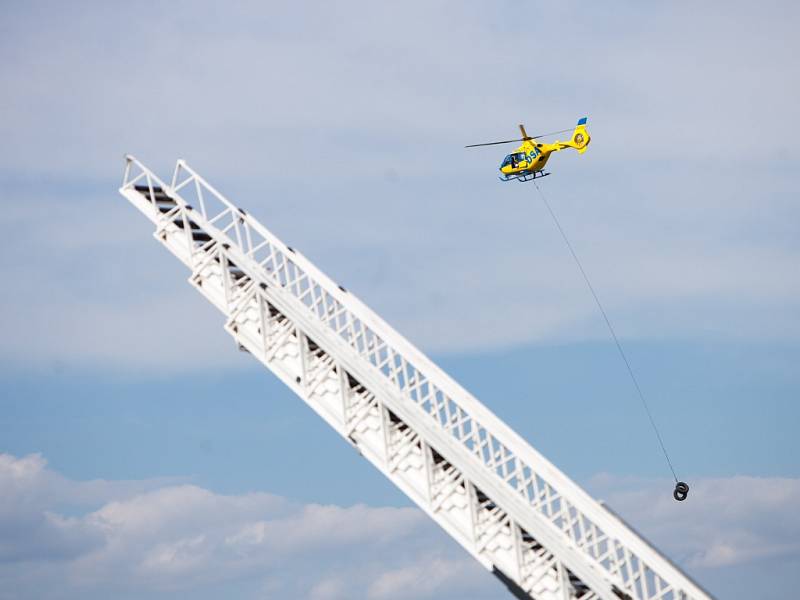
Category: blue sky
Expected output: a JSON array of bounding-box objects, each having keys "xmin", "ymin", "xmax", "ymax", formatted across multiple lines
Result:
[{"xmin": 1, "ymin": 2, "xmax": 799, "ymax": 599}]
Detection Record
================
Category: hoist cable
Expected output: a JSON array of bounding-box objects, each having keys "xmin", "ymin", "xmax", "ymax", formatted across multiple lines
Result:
[{"xmin": 533, "ymin": 181, "xmax": 679, "ymax": 482}]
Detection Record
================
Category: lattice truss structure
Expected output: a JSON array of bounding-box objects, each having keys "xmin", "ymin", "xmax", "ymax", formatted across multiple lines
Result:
[{"xmin": 119, "ymin": 156, "xmax": 713, "ymax": 600}]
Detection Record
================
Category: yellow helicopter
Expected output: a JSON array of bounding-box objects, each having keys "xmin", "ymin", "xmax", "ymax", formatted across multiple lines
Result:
[{"xmin": 466, "ymin": 117, "xmax": 591, "ymax": 182}]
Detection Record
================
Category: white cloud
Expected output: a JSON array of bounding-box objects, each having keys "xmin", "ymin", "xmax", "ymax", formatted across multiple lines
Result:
[
  {"xmin": 1, "ymin": 453, "xmax": 799, "ymax": 599},
  {"xmin": 0, "ymin": 2, "xmax": 797, "ymax": 370},
  {"xmin": 0, "ymin": 453, "xmax": 182, "ymax": 566},
  {"xmin": 588, "ymin": 473, "xmax": 800, "ymax": 569},
  {"xmin": 367, "ymin": 557, "xmax": 482, "ymax": 600},
  {"xmin": 309, "ymin": 576, "xmax": 348, "ymax": 600},
  {"xmin": 0, "ymin": 453, "xmax": 498, "ymax": 600}
]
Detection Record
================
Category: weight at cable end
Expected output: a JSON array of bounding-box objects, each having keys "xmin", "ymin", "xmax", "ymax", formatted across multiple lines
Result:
[{"xmin": 673, "ymin": 481, "xmax": 689, "ymax": 502}]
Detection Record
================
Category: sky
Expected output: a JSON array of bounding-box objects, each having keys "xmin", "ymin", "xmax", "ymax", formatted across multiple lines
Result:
[{"xmin": 0, "ymin": 1, "xmax": 798, "ymax": 599}]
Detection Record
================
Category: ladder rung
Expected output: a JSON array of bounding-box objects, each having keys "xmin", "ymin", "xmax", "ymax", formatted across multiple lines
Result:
[
  {"xmin": 173, "ymin": 218, "xmax": 200, "ymax": 230},
  {"xmin": 134, "ymin": 184, "xmax": 163, "ymax": 193},
  {"xmin": 135, "ymin": 185, "xmax": 174, "ymax": 203}
]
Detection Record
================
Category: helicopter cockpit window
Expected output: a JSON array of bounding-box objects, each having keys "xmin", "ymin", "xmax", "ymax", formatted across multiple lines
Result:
[{"xmin": 501, "ymin": 153, "xmax": 527, "ymax": 167}]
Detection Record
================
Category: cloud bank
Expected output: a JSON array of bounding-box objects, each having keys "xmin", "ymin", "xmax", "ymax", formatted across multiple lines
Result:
[
  {"xmin": 0, "ymin": 453, "xmax": 493, "ymax": 600},
  {"xmin": 0, "ymin": 3, "xmax": 797, "ymax": 372},
  {"xmin": 589, "ymin": 473, "xmax": 800, "ymax": 570},
  {"xmin": 1, "ymin": 453, "xmax": 799, "ymax": 599}
]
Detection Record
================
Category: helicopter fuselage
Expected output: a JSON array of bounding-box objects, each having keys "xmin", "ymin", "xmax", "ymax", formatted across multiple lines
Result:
[{"xmin": 499, "ymin": 140, "xmax": 552, "ymax": 178}]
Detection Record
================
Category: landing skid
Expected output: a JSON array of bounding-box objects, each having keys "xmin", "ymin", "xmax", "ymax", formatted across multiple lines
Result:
[{"xmin": 499, "ymin": 171, "xmax": 550, "ymax": 183}]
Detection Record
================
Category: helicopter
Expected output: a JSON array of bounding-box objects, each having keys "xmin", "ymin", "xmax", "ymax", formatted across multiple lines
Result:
[{"xmin": 466, "ymin": 117, "xmax": 591, "ymax": 182}]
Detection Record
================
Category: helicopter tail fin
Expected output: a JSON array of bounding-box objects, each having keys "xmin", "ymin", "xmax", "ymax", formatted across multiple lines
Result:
[{"xmin": 569, "ymin": 117, "xmax": 591, "ymax": 154}]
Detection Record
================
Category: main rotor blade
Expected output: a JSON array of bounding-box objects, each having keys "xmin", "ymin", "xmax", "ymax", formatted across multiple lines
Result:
[
  {"xmin": 465, "ymin": 138, "xmax": 525, "ymax": 148},
  {"xmin": 465, "ymin": 126, "xmax": 578, "ymax": 149},
  {"xmin": 529, "ymin": 127, "xmax": 574, "ymax": 139}
]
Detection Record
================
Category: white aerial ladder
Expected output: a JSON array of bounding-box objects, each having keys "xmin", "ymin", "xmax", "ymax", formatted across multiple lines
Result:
[{"xmin": 119, "ymin": 156, "xmax": 714, "ymax": 600}]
